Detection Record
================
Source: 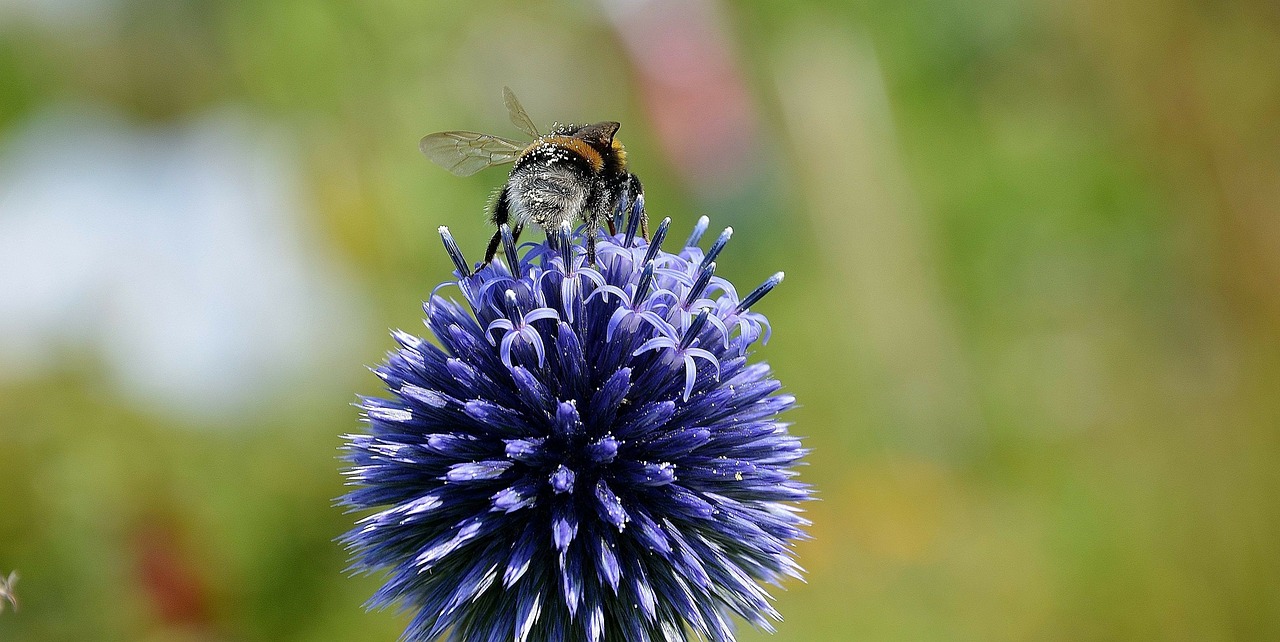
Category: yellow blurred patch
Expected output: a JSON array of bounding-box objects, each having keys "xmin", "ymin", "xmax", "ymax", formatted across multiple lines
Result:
[{"xmin": 837, "ymin": 456, "xmax": 952, "ymax": 563}]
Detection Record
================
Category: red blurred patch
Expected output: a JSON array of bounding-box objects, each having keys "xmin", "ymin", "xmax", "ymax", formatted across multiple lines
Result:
[
  {"xmin": 604, "ymin": 0, "xmax": 764, "ymax": 195},
  {"xmin": 133, "ymin": 519, "xmax": 213, "ymax": 630}
]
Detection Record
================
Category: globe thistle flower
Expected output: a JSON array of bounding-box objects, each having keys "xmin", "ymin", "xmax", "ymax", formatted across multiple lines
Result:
[{"xmin": 341, "ymin": 204, "xmax": 811, "ymax": 642}]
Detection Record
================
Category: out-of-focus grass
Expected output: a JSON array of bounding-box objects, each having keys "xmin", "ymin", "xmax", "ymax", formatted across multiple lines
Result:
[{"xmin": 1, "ymin": 0, "xmax": 1277, "ymax": 640}]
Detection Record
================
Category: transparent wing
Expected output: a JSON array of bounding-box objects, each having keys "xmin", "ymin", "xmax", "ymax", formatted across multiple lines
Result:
[
  {"xmin": 503, "ymin": 86, "xmax": 540, "ymax": 138},
  {"xmin": 419, "ymin": 131, "xmax": 526, "ymax": 177}
]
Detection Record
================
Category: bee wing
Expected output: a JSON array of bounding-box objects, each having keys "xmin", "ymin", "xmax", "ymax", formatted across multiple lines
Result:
[
  {"xmin": 503, "ymin": 87, "xmax": 540, "ymax": 138},
  {"xmin": 419, "ymin": 131, "xmax": 526, "ymax": 177}
]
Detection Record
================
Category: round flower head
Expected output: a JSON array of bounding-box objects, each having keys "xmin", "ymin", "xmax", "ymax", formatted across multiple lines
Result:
[{"xmin": 342, "ymin": 204, "xmax": 811, "ymax": 642}]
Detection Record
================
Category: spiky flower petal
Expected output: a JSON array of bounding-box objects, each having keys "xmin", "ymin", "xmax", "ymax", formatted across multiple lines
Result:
[{"xmin": 342, "ymin": 212, "xmax": 810, "ymax": 642}]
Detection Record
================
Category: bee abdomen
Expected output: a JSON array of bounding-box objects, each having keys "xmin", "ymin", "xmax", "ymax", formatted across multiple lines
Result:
[{"xmin": 505, "ymin": 161, "xmax": 591, "ymax": 230}]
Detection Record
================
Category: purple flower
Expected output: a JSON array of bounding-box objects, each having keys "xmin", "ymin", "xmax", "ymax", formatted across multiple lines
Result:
[{"xmin": 341, "ymin": 207, "xmax": 810, "ymax": 642}]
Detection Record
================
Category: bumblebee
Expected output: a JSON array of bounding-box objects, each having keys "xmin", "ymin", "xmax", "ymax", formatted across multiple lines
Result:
[{"xmin": 420, "ymin": 87, "xmax": 646, "ymax": 266}]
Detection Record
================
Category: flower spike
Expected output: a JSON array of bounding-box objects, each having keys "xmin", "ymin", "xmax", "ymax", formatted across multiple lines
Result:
[
  {"xmin": 634, "ymin": 261, "xmax": 657, "ymax": 304},
  {"xmin": 737, "ymin": 272, "xmax": 785, "ymax": 313},
  {"xmin": 438, "ymin": 226, "xmax": 471, "ymax": 277},
  {"xmin": 684, "ymin": 261, "xmax": 716, "ymax": 308},
  {"xmin": 343, "ymin": 216, "xmax": 808, "ymax": 642},
  {"xmin": 685, "ymin": 215, "xmax": 710, "ymax": 248},
  {"xmin": 680, "ymin": 307, "xmax": 712, "ymax": 350},
  {"xmin": 612, "ymin": 181, "xmax": 631, "ymax": 233},
  {"xmin": 624, "ymin": 193, "xmax": 644, "ymax": 247},
  {"xmin": 702, "ymin": 227, "xmax": 732, "ymax": 267},
  {"xmin": 643, "ymin": 217, "xmax": 671, "ymax": 266},
  {"xmin": 500, "ymin": 224, "xmax": 520, "ymax": 278},
  {"xmin": 556, "ymin": 222, "xmax": 574, "ymax": 270}
]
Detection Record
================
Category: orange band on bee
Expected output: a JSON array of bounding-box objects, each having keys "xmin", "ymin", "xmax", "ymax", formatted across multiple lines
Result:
[{"xmin": 527, "ymin": 136, "xmax": 604, "ymax": 172}]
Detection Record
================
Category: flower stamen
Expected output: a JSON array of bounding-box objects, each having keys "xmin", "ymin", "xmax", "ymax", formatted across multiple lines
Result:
[
  {"xmin": 685, "ymin": 215, "xmax": 710, "ymax": 248},
  {"xmin": 501, "ymin": 223, "xmax": 520, "ymax": 279},
  {"xmin": 438, "ymin": 226, "xmax": 471, "ymax": 277}
]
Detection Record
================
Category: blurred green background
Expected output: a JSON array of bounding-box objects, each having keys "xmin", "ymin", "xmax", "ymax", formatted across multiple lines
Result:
[{"xmin": 1, "ymin": 0, "xmax": 1278, "ymax": 640}]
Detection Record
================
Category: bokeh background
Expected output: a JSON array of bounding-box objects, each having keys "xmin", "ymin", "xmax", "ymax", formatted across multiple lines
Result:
[{"xmin": 2, "ymin": 0, "xmax": 1278, "ymax": 639}]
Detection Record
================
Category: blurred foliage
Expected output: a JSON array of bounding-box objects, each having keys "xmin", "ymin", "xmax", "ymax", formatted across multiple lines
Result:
[{"xmin": 1, "ymin": 0, "xmax": 1279, "ymax": 640}]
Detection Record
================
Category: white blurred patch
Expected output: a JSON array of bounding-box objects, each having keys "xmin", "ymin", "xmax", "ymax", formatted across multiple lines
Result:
[{"xmin": 0, "ymin": 106, "xmax": 366, "ymax": 422}]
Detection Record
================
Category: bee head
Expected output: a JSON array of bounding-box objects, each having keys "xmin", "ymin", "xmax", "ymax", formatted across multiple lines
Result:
[{"xmin": 560, "ymin": 121, "xmax": 620, "ymax": 147}]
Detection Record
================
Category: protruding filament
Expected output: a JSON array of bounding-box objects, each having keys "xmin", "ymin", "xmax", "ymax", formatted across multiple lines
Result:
[
  {"xmin": 500, "ymin": 224, "xmax": 520, "ymax": 278},
  {"xmin": 702, "ymin": 227, "xmax": 732, "ymax": 266},
  {"xmin": 684, "ymin": 261, "xmax": 715, "ymax": 307},
  {"xmin": 642, "ymin": 217, "xmax": 671, "ymax": 266},
  {"xmin": 685, "ymin": 215, "xmax": 710, "ymax": 248},
  {"xmin": 623, "ymin": 194, "xmax": 644, "ymax": 247},
  {"xmin": 680, "ymin": 308, "xmax": 711, "ymax": 350},
  {"xmin": 634, "ymin": 261, "xmax": 656, "ymax": 303},
  {"xmin": 556, "ymin": 223, "xmax": 574, "ymax": 273},
  {"xmin": 438, "ymin": 226, "xmax": 471, "ymax": 277},
  {"xmin": 737, "ymin": 272, "xmax": 785, "ymax": 313},
  {"xmin": 612, "ymin": 182, "xmax": 631, "ymax": 233}
]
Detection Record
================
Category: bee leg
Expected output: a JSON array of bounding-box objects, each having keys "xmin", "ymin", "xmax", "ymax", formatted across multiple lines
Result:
[
  {"xmin": 482, "ymin": 230, "xmax": 503, "ymax": 266},
  {"xmin": 511, "ymin": 223, "xmax": 524, "ymax": 247},
  {"xmin": 483, "ymin": 185, "xmax": 512, "ymax": 266}
]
